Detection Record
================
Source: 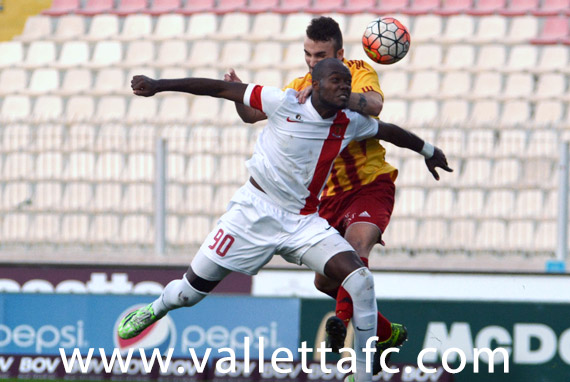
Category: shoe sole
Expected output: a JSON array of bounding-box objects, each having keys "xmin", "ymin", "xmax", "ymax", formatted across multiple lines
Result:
[{"xmin": 325, "ymin": 316, "xmax": 347, "ymax": 353}]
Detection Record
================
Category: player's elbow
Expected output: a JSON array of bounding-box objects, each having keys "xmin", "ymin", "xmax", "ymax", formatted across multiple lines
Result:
[{"xmin": 368, "ymin": 97, "xmax": 383, "ymax": 117}]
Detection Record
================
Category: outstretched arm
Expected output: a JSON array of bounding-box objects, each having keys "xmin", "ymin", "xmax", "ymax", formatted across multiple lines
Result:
[
  {"xmin": 375, "ymin": 120, "xmax": 453, "ymax": 180},
  {"xmin": 131, "ymin": 75, "xmax": 248, "ymax": 104},
  {"xmin": 223, "ymin": 68, "xmax": 267, "ymax": 124}
]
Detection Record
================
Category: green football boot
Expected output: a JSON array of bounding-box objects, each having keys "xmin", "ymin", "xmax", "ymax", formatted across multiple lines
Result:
[
  {"xmin": 117, "ymin": 303, "xmax": 164, "ymax": 340},
  {"xmin": 373, "ymin": 323, "xmax": 408, "ymax": 374}
]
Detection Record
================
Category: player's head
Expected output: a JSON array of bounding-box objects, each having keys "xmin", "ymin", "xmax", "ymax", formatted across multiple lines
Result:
[
  {"xmin": 312, "ymin": 58, "xmax": 352, "ymax": 112},
  {"xmin": 304, "ymin": 17, "xmax": 344, "ymax": 73}
]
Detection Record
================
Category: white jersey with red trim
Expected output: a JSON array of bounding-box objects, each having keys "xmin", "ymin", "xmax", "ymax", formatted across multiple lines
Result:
[{"xmin": 242, "ymin": 83, "xmax": 378, "ymax": 215}]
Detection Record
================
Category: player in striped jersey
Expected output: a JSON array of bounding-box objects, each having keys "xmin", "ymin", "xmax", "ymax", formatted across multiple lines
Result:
[{"xmin": 224, "ymin": 17, "xmax": 452, "ymax": 373}]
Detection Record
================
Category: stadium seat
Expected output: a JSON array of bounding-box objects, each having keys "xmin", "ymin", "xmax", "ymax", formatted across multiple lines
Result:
[
  {"xmin": 55, "ymin": 41, "xmax": 90, "ymax": 68},
  {"xmin": 491, "ymin": 159, "xmax": 521, "ymax": 186},
  {"xmin": 435, "ymin": 128, "xmax": 464, "ymax": 156},
  {"xmin": 22, "ymin": 41, "xmax": 56, "ymax": 68},
  {"xmin": 527, "ymin": 130, "xmax": 558, "ymax": 156},
  {"xmin": 433, "ymin": 0, "xmax": 473, "ymax": 15},
  {"xmin": 505, "ymin": 46, "xmax": 538, "ymax": 72},
  {"xmin": 424, "ymin": 189, "xmax": 455, "ymax": 217},
  {"xmin": 504, "ymin": 15, "xmax": 539, "ymax": 44},
  {"xmin": 455, "ymin": 189, "xmax": 485, "ymax": 218},
  {"xmin": 277, "ymin": 14, "xmax": 313, "ymax": 41},
  {"xmin": 187, "ymin": 41, "xmax": 220, "ymax": 68},
  {"xmin": 253, "ymin": 69, "xmax": 283, "ymax": 88},
  {"xmin": 506, "ymin": 221, "xmax": 535, "ymax": 251},
  {"xmin": 385, "ymin": 218, "xmax": 418, "ymax": 249},
  {"xmin": 95, "ymin": 96, "xmax": 127, "ymax": 122},
  {"xmin": 460, "ymin": 159, "xmax": 492, "ymax": 186},
  {"xmin": 125, "ymin": 154, "xmax": 154, "ymax": 182},
  {"xmin": 184, "ymin": 13, "xmax": 218, "ymax": 40},
  {"xmin": 92, "ymin": 68, "xmax": 125, "ymax": 95},
  {"xmin": 2, "ymin": 123, "xmax": 30, "ymax": 150},
  {"xmin": 475, "ymin": 45, "xmax": 506, "ymax": 70},
  {"xmin": 403, "ymin": 0, "xmax": 440, "ymax": 15},
  {"xmin": 145, "ymin": 0, "xmax": 181, "ymax": 15},
  {"xmin": 533, "ymin": 221, "xmax": 556, "ymax": 251},
  {"xmin": 410, "ymin": 15, "xmax": 442, "ymax": 42},
  {"xmin": 176, "ymin": 216, "xmax": 212, "ymax": 245},
  {"xmin": 443, "ymin": 45, "xmax": 475, "ymax": 70},
  {"xmin": 85, "ymin": 14, "xmax": 120, "ymax": 41},
  {"xmin": 530, "ymin": 16, "xmax": 569, "ymax": 44},
  {"xmin": 94, "ymin": 153, "xmax": 125, "ymax": 181},
  {"xmin": 87, "ymin": 41, "xmax": 123, "ymax": 68},
  {"xmin": 475, "ymin": 220, "xmax": 508, "ymax": 251},
  {"xmin": 157, "ymin": 96, "xmax": 189, "ymax": 122},
  {"xmin": 467, "ymin": 0, "xmax": 507, "ymax": 15},
  {"xmin": 61, "ymin": 183, "xmax": 92, "ymax": 212},
  {"xmin": 26, "ymin": 215, "xmax": 60, "ymax": 245},
  {"xmin": 77, "ymin": 0, "xmax": 114, "ymax": 15},
  {"xmin": 306, "ymin": 0, "xmax": 344, "ymax": 14},
  {"xmin": 408, "ymin": 100, "xmax": 438, "ymax": 126},
  {"xmin": 118, "ymin": 14, "xmax": 153, "ymax": 41},
  {"xmin": 126, "ymin": 97, "xmax": 158, "ymax": 123},
  {"xmin": 161, "ymin": 126, "xmax": 189, "ymax": 152},
  {"xmin": 536, "ymin": 73, "xmax": 566, "ymax": 99},
  {"xmin": 218, "ymin": 127, "xmax": 249, "ymax": 154},
  {"xmin": 28, "ymin": 69, "xmax": 60, "ymax": 95},
  {"xmin": 36, "ymin": 152, "xmax": 63, "ymax": 179},
  {"xmin": 532, "ymin": 0, "xmax": 569, "ymax": 16},
  {"xmin": 127, "ymin": 125, "xmax": 155, "ymax": 151},
  {"xmin": 122, "ymin": 40, "xmax": 155, "ymax": 67},
  {"xmin": 151, "ymin": 14, "xmax": 185, "ymax": 40},
  {"xmin": 64, "ymin": 152, "xmax": 95, "ymax": 180},
  {"xmin": 514, "ymin": 190, "xmax": 544, "ymax": 218},
  {"xmin": 60, "ymin": 214, "xmax": 90, "ymax": 243},
  {"xmin": 534, "ymin": 100, "xmax": 564, "ymax": 126},
  {"xmin": 188, "ymin": 126, "xmax": 219, "ymax": 154},
  {"xmin": 112, "ymin": 0, "xmax": 148, "ymax": 16},
  {"xmin": 522, "ymin": 159, "xmax": 554, "ymax": 188},
  {"xmin": 214, "ymin": 0, "xmax": 247, "ymax": 14},
  {"xmin": 464, "ymin": 129, "xmax": 495, "ymax": 155},
  {"xmin": 409, "ymin": 44, "xmax": 442, "ymax": 69},
  {"xmin": 408, "ymin": 71, "xmax": 439, "ymax": 98},
  {"xmin": 472, "ymin": 16, "xmax": 508, "ymax": 43},
  {"xmin": 178, "ymin": 0, "xmax": 215, "ymax": 14},
  {"xmin": 218, "ymin": 41, "xmax": 252, "ymax": 69},
  {"xmin": 33, "ymin": 96, "xmax": 63, "ymax": 121},
  {"xmin": 218, "ymin": 155, "xmax": 248, "ymax": 183},
  {"xmin": 15, "ymin": 16, "xmax": 52, "ymax": 42},
  {"xmin": 3, "ymin": 152, "xmax": 33, "ymax": 179},
  {"xmin": 247, "ymin": 13, "xmax": 283, "ymax": 41},
  {"xmin": 500, "ymin": 0, "xmax": 540, "ymax": 15},
  {"xmin": 344, "ymin": 13, "xmax": 376, "ymax": 42},
  {"xmin": 213, "ymin": 13, "xmax": 251, "ymax": 40},
  {"xmin": 418, "ymin": 218, "xmax": 448, "ymax": 248},
  {"xmin": 42, "ymin": 0, "xmax": 80, "ymax": 15},
  {"xmin": 440, "ymin": 100, "xmax": 469, "ymax": 126},
  {"xmin": 167, "ymin": 153, "xmax": 186, "ymax": 180},
  {"xmin": 160, "ymin": 67, "xmax": 188, "ymax": 79},
  {"xmin": 533, "ymin": 45, "xmax": 568, "ymax": 73},
  {"xmin": 272, "ymin": 0, "xmax": 311, "ymax": 14},
  {"xmin": 94, "ymin": 122, "xmax": 126, "ymax": 151},
  {"xmin": 36, "ymin": 124, "xmax": 63, "ymax": 149},
  {"xmin": 542, "ymin": 190, "xmax": 558, "ymax": 218},
  {"xmin": 440, "ymin": 72, "xmax": 471, "ymax": 98},
  {"xmin": 90, "ymin": 214, "xmax": 120, "ymax": 243},
  {"xmin": 0, "ymin": 98, "xmax": 30, "ymax": 123},
  {"xmin": 248, "ymin": 42, "xmax": 283, "ymax": 69},
  {"xmin": 471, "ymin": 72, "xmax": 502, "ymax": 99},
  {"xmin": 0, "ymin": 69, "xmax": 27, "ymax": 96},
  {"xmin": 502, "ymin": 73, "xmax": 533, "ymax": 100},
  {"xmin": 188, "ymin": 98, "xmax": 221, "ymax": 124},
  {"xmin": 243, "ymin": 0, "xmax": 279, "ymax": 14},
  {"xmin": 0, "ymin": 42, "xmax": 23, "ymax": 68},
  {"xmin": 59, "ymin": 69, "xmax": 92, "ymax": 96},
  {"xmin": 500, "ymin": 100, "xmax": 530, "ymax": 126},
  {"xmin": 34, "ymin": 182, "xmax": 62, "ymax": 209},
  {"xmin": 51, "ymin": 15, "xmax": 86, "ymax": 42},
  {"xmin": 379, "ymin": 70, "xmax": 408, "ymax": 95},
  {"xmin": 495, "ymin": 129, "xmax": 527, "ymax": 155},
  {"xmin": 2, "ymin": 213, "xmax": 29, "ymax": 241},
  {"xmin": 395, "ymin": 187, "xmax": 426, "ymax": 216},
  {"xmin": 182, "ymin": 185, "xmax": 214, "ymax": 213},
  {"xmin": 441, "ymin": 15, "xmax": 475, "ymax": 43},
  {"xmin": 186, "ymin": 154, "xmax": 215, "ymax": 182}
]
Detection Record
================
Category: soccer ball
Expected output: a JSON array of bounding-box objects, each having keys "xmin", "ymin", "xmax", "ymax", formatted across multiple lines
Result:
[{"xmin": 362, "ymin": 17, "xmax": 411, "ymax": 65}]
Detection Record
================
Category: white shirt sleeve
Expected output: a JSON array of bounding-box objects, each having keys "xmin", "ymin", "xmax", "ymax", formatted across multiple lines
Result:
[
  {"xmin": 243, "ymin": 84, "xmax": 285, "ymax": 117},
  {"xmin": 354, "ymin": 115, "xmax": 379, "ymax": 141}
]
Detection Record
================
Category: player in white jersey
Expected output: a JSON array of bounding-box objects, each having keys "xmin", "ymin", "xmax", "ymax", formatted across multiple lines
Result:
[{"xmin": 117, "ymin": 59, "xmax": 450, "ymax": 382}]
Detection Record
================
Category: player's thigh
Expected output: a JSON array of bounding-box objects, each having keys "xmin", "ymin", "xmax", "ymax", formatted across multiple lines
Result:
[
  {"xmin": 187, "ymin": 251, "xmax": 232, "ymax": 293},
  {"xmin": 298, "ymin": 231, "xmax": 357, "ymax": 278}
]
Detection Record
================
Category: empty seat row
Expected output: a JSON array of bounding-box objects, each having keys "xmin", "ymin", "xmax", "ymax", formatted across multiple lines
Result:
[
  {"xmin": 41, "ymin": 0, "xmax": 570, "ymax": 17},
  {"xmin": 17, "ymin": 12, "xmax": 569, "ymax": 45}
]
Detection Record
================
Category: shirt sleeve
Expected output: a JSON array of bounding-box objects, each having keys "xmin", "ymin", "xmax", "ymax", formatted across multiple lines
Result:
[
  {"xmin": 243, "ymin": 84, "xmax": 285, "ymax": 117},
  {"xmin": 354, "ymin": 114, "xmax": 379, "ymax": 141},
  {"xmin": 346, "ymin": 59, "xmax": 384, "ymax": 100}
]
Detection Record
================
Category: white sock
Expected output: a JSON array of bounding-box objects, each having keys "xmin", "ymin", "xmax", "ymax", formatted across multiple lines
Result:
[
  {"xmin": 152, "ymin": 277, "xmax": 207, "ymax": 316},
  {"xmin": 342, "ymin": 267, "xmax": 377, "ymax": 382}
]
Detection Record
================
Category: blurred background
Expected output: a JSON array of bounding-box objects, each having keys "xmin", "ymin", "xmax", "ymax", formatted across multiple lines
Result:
[{"xmin": 0, "ymin": 1, "xmax": 569, "ymax": 381}]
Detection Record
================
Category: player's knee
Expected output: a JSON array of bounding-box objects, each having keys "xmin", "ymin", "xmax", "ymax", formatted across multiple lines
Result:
[
  {"xmin": 341, "ymin": 267, "xmax": 375, "ymax": 303},
  {"xmin": 163, "ymin": 278, "xmax": 206, "ymax": 308},
  {"xmin": 314, "ymin": 275, "xmax": 339, "ymax": 297}
]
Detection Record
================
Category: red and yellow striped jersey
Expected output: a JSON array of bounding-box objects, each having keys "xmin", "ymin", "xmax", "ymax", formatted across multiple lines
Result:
[{"xmin": 284, "ymin": 59, "xmax": 398, "ymax": 197}]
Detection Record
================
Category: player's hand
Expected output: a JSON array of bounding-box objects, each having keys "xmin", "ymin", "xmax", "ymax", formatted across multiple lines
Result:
[
  {"xmin": 296, "ymin": 85, "xmax": 313, "ymax": 104},
  {"xmin": 224, "ymin": 68, "xmax": 243, "ymax": 83},
  {"xmin": 131, "ymin": 75, "xmax": 158, "ymax": 97},
  {"xmin": 425, "ymin": 147, "xmax": 453, "ymax": 181}
]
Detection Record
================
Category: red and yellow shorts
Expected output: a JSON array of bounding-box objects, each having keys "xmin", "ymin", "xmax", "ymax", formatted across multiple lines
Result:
[{"xmin": 318, "ymin": 173, "xmax": 396, "ymax": 245}]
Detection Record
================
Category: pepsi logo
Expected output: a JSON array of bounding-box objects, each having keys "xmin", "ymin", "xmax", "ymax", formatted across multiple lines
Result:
[{"xmin": 113, "ymin": 304, "xmax": 176, "ymax": 354}]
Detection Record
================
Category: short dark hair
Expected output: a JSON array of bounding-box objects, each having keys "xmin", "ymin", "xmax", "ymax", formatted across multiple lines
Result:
[
  {"xmin": 312, "ymin": 58, "xmax": 350, "ymax": 82},
  {"xmin": 306, "ymin": 17, "xmax": 343, "ymax": 53}
]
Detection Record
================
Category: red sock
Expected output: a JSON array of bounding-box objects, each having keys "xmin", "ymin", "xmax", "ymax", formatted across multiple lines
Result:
[{"xmin": 335, "ymin": 256, "xmax": 392, "ymax": 340}]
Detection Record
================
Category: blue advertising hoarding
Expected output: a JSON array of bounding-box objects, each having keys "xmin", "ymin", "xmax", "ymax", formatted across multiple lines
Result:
[{"xmin": 0, "ymin": 293, "xmax": 300, "ymax": 359}]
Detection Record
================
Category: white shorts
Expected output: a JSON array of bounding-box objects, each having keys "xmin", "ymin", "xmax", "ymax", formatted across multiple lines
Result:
[{"xmin": 197, "ymin": 181, "xmax": 354, "ymax": 276}]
